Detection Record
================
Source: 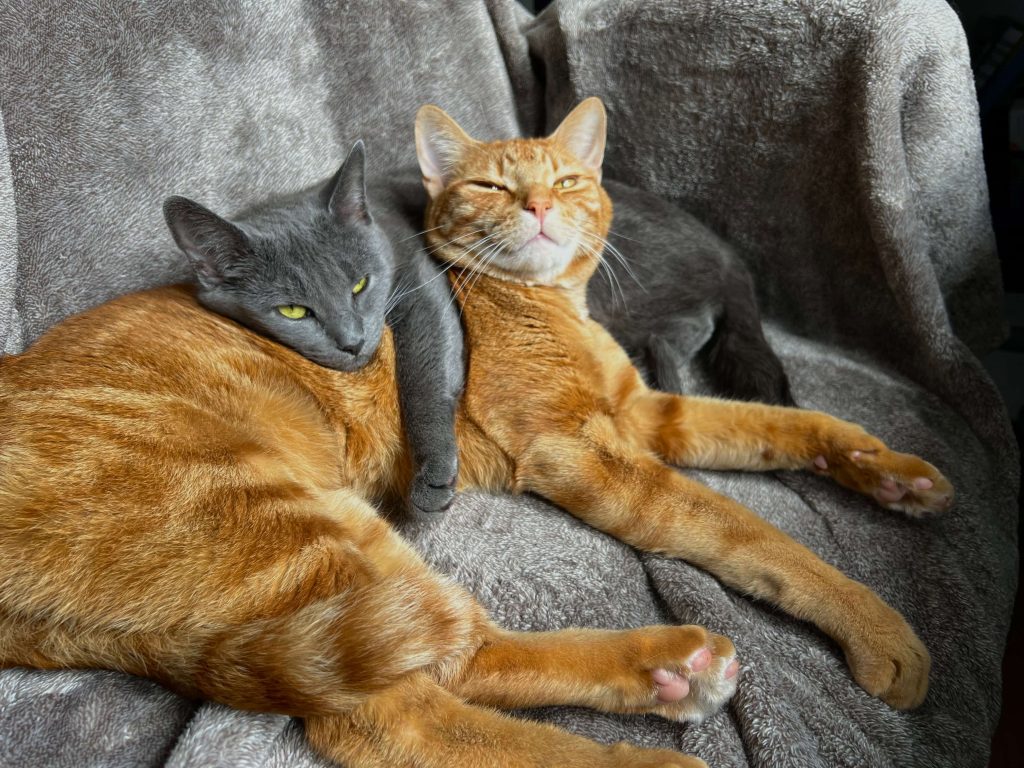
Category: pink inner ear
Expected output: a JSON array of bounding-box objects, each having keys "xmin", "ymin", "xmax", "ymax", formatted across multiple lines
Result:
[
  {"xmin": 415, "ymin": 107, "xmax": 475, "ymax": 199},
  {"xmin": 416, "ymin": 131, "xmax": 446, "ymax": 195},
  {"xmin": 553, "ymin": 103, "xmax": 606, "ymax": 174}
]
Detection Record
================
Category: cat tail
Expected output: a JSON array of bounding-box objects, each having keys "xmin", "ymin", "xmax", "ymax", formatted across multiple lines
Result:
[{"xmin": 704, "ymin": 262, "xmax": 796, "ymax": 406}]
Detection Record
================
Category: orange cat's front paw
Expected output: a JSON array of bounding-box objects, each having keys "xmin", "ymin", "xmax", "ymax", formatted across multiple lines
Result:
[{"xmin": 811, "ymin": 439, "xmax": 953, "ymax": 517}]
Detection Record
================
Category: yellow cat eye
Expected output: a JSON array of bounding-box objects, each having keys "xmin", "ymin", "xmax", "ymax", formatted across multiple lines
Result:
[
  {"xmin": 352, "ymin": 276, "xmax": 368, "ymax": 295},
  {"xmin": 276, "ymin": 305, "xmax": 309, "ymax": 320},
  {"xmin": 555, "ymin": 176, "xmax": 578, "ymax": 190}
]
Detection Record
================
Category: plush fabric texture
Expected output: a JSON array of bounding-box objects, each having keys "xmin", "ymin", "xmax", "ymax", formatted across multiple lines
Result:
[{"xmin": 0, "ymin": 1, "xmax": 1018, "ymax": 767}]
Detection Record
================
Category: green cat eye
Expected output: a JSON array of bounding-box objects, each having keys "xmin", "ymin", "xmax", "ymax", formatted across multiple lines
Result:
[
  {"xmin": 556, "ymin": 176, "xmax": 578, "ymax": 190},
  {"xmin": 352, "ymin": 276, "xmax": 368, "ymax": 295},
  {"xmin": 276, "ymin": 305, "xmax": 309, "ymax": 320}
]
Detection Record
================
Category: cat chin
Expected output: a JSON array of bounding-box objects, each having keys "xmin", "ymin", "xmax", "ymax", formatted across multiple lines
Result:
[
  {"xmin": 498, "ymin": 240, "xmax": 575, "ymax": 284},
  {"xmin": 302, "ymin": 349, "xmax": 373, "ymax": 372}
]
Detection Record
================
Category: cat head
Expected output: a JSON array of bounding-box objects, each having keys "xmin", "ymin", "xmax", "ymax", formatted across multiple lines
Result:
[
  {"xmin": 163, "ymin": 141, "xmax": 393, "ymax": 372},
  {"xmin": 414, "ymin": 97, "xmax": 612, "ymax": 288}
]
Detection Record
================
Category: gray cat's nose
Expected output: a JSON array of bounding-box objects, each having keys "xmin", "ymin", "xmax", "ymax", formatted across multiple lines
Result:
[{"xmin": 341, "ymin": 338, "xmax": 365, "ymax": 356}]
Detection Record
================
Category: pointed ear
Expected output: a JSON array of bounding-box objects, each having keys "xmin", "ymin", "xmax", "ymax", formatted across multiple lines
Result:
[
  {"xmin": 325, "ymin": 140, "xmax": 372, "ymax": 224},
  {"xmin": 550, "ymin": 97, "xmax": 607, "ymax": 180},
  {"xmin": 415, "ymin": 105, "xmax": 476, "ymax": 199},
  {"xmin": 163, "ymin": 196, "xmax": 249, "ymax": 288}
]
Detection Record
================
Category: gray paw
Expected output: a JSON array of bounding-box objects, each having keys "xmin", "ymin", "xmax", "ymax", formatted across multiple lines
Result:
[{"xmin": 410, "ymin": 455, "xmax": 458, "ymax": 515}]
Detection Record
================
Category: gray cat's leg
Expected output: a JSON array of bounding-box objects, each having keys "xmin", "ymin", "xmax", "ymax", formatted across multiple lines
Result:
[
  {"xmin": 643, "ymin": 313, "xmax": 716, "ymax": 394},
  {"xmin": 390, "ymin": 250, "xmax": 464, "ymax": 516}
]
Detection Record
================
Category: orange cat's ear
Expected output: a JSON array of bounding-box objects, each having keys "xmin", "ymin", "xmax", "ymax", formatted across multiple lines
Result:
[
  {"xmin": 549, "ymin": 97, "xmax": 607, "ymax": 180},
  {"xmin": 415, "ymin": 105, "xmax": 476, "ymax": 199}
]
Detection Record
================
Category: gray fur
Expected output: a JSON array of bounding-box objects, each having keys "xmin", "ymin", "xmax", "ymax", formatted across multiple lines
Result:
[
  {"xmin": 165, "ymin": 144, "xmax": 391, "ymax": 373},
  {"xmin": 368, "ymin": 172, "xmax": 465, "ymax": 515},
  {"xmin": 593, "ymin": 179, "xmax": 794, "ymax": 404},
  {"xmin": 165, "ymin": 150, "xmax": 463, "ymax": 516}
]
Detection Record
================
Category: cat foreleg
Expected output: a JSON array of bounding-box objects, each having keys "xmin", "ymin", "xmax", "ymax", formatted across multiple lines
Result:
[
  {"xmin": 389, "ymin": 250, "xmax": 464, "ymax": 516},
  {"xmin": 516, "ymin": 428, "xmax": 930, "ymax": 710},
  {"xmin": 637, "ymin": 393, "xmax": 953, "ymax": 517}
]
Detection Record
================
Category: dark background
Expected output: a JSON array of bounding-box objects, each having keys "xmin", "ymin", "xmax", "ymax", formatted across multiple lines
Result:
[{"xmin": 946, "ymin": 5, "xmax": 1024, "ymax": 761}]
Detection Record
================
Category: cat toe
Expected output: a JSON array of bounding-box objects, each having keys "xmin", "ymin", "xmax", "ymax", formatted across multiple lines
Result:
[
  {"xmin": 640, "ymin": 633, "xmax": 738, "ymax": 723},
  {"xmin": 409, "ymin": 480, "xmax": 456, "ymax": 516}
]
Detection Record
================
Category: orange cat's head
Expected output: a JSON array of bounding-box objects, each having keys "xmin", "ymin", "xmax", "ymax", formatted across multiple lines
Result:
[{"xmin": 414, "ymin": 97, "xmax": 612, "ymax": 288}]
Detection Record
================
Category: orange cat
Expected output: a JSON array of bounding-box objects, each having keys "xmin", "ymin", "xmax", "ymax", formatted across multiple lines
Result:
[
  {"xmin": 415, "ymin": 97, "xmax": 954, "ymax": 712},
  {"xmin": 0, "ymin": 200, "xmax": 735, "ymax": 764},
  {"xmin": 0, "ymin": 98, "xmax": 952, "ymax": 767}
]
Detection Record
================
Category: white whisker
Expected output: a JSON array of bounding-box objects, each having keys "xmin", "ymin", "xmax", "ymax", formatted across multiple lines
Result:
[
  {"xmin": 583, "ymin": 231, "xmax": 645, "ymax": 291},
  {"xmin": 446, "ymin": 235, "xmax": 509, "ymax": 316},
  {"xmin": 399, "ymin": 225, "xmax": 445, "ymax": 242},
  {"xmin": 606, "ymin": 227, "xmax": 643, "ymax": 244},
  {"xmin": 580, "ymin": 239, "xmax": 626, "ymax": 310}
]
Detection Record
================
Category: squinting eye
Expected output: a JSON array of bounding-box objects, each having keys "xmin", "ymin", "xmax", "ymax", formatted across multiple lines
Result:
[
  {"xmin": 352, "ymin": 276, "xmax": 368, "ymax": 295},
  {"xmin": 470, "ymin": 180, "xmax": 507, "ymax": 192},
  {"xmin": 276, "ymin": 305, "xmax": 309, "ymax": 320},
  {"xmin": 556, "ymin": 176, "xmax": 578, "ymax": 190}
]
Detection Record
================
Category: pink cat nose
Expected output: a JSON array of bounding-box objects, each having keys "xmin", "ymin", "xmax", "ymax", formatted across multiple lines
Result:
[{"xmin": 525, "ymin": 198, "xmax": 552, "ymax": 225}]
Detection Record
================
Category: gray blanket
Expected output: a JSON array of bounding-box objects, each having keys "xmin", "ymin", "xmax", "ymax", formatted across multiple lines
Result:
[{"xmin": 0, "ymin": 1, "xmax": 1017, "ymax": 766}]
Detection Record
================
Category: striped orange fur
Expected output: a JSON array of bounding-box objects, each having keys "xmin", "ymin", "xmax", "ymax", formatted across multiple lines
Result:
[
  {"xmin": 0, "ymin": 98, "xmax": 952, "ymax": 767},
  {"xmin": 416, "ymin": 97, "xmax": 954, "ymax": 712},
  {"xmin": 0, "ymin": 286, "xmax": 735, "ymax": 767}
]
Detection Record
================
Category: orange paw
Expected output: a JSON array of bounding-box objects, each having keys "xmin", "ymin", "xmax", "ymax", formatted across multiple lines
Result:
[
  {"xmin": 607, "ymin": 742, "xmax": 709, "ymax": 768},
  {"xmin": 811, "ymin": 439, "xmax": 953, "ymax": 517},
  {"xmin": 614, "ymin": 626, "xmax": 738, "ymax": 723},
  {"xmin": 841, "ymin": 585, "xmax": 931, "ymax": 709}
]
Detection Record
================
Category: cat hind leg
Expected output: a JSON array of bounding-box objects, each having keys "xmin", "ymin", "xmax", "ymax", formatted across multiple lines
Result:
[
  {"xmin": 702, "ymin": 272, "xmax": 794, "ymax": 407},
  {"xmin": 452, "ymin": 624, "xmax": 738, "ymax": 724},
  {"xmin": 517, "ymin": 429, "xmax": 930, "ymax": 709},
  {"xmin": 306, "ymin": 671, "xmax": 708, "ymax": 768}
]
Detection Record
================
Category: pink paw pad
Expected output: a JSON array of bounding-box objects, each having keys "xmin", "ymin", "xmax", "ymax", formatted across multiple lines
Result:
[
  {"xmin": 876, "ymin": 478, "xmax": 907, "ymax": 503},
  {"xmin": 688, "ymin": 648, "xmax": 711, "ymax": 672},
  {"xmin": 652, "ymin": 668, "xmax": 690, "ymax": 703}
]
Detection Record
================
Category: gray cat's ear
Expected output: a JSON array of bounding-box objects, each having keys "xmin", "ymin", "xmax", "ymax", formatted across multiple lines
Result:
[
  {"xmin": 550, "ymin": 97, "xmax": 607, "ymax": 180},
  {"xmin": 415, "ymin": 105, "xmax": 475, "ymax": 199},
  {"xmin": 163, "ymin": 196, "xmax": 249, "ymax": 289},
  {"xmin": 326, "ymin": 140, "xmax": 372, "ymax": 224}
]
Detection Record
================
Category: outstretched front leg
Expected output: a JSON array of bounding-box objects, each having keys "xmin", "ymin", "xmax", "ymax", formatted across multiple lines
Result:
[
  {"xmin": 635, "ymin": 393, "xmax": 953, "ymax": 517},
  {"xmin": 517, "ymin": 423, "xmax": 931, "ymax": 709}
]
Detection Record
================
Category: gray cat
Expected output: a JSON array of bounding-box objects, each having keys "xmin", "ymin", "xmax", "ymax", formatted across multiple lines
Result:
[
  {"xmin": 164, "ymin": 142, "xmax": 462, "ymax": 517},
  {"xmin": 593, "ymin": 179, "xmax": 793, "ymax": 406},
  {"xmin": 163, "ymin": 145, "xmax": 790, "ymax": 519}
]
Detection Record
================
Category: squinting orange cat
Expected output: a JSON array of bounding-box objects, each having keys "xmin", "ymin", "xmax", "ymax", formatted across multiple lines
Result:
[
  {"xmin": 415, "ymin": 97, "xmax": 952, "ymax": 712},
  {"xmin": 0, "ymin": 98, "xmax": 950, "ymax": 768}
]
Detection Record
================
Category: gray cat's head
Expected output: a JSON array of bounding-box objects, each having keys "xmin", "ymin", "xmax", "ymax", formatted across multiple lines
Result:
[{"xmin": 163, "ymin": 142, "xmax": 393, "ymax": 372}]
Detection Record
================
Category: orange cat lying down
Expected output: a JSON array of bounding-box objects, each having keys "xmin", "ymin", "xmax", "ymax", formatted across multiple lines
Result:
[
  {"xmin": 0, "ymin": 99, "xmax": 950, "ymax": 768},
  {"xmin": 414, "ymin": 97, "xmax": 952, "ymax": 712}
]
